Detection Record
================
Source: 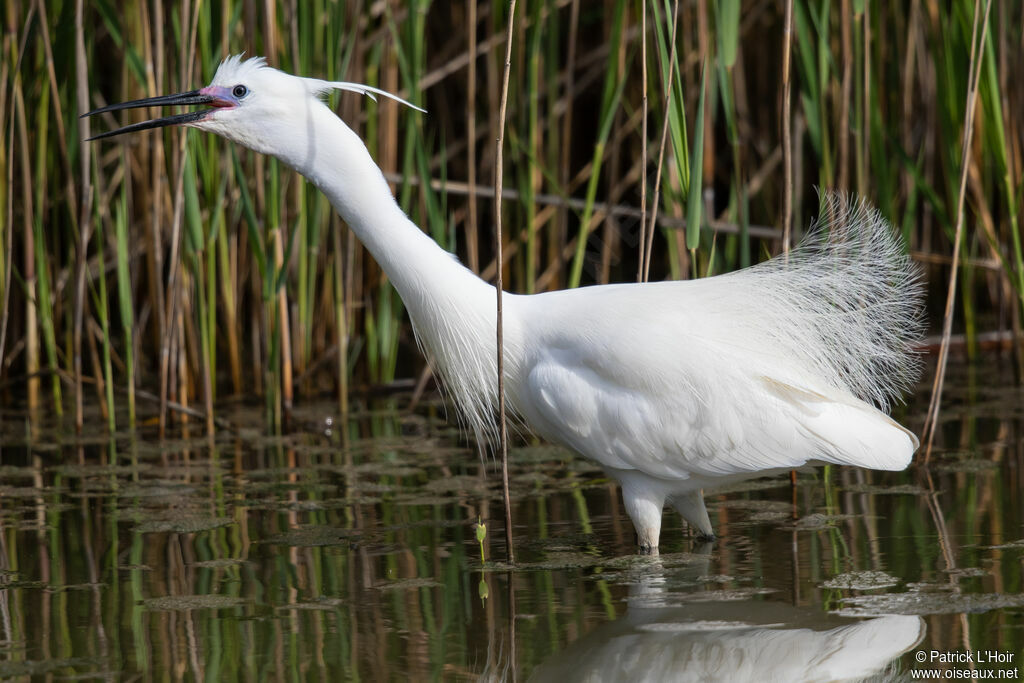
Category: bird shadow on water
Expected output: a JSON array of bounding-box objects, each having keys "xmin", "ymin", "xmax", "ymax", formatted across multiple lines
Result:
[{"xmin": 0, "ymin": 359, "xmax": 1021, "ymax": 680}]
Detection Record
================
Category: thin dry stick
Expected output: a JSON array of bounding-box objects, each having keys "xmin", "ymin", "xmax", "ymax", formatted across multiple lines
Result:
[
  {"xmin": 636, "ymin": 0, "xmax": 648, "ymax": 283},
  {"xmin": 494, "ymin": 0, "xmax": 517, "ymax": 565},
  {"xmin": 862, "ymin": 0, "xmax": 871, "ymax": 193},
  {"xmin": 467, "ymin": 0, "xmax": 479, "ymax": 272},
  {"xmin": 781, "ymin": 0, "xmax": 794, "ymax": 253},
  {"xmin": 922, "ymin": 0, "xmax": 992, "ymax": 460},
  {"xmin": 780, "ymin": 0, "xmax": 795, "ymax": 488},
  {"xmin": 385, "ymin": 172, "xmax": 783, "ymax": 242},
  {"xmin": 642, "ymin": 0, "xmax": 680, "ymax": 283},
  {"xmin": 72, "ymin": 0, "xmax": 93, "ymax": 431},
  {"xmin": 159, "ymin": 0, "xmax": 203, "ymax": 437},
  {"xmin": 0, "ymin": 101, "xmax": 12, "ymax": 383},
  {"xmin": 12, "ymin": 73, "xmax": 38, "ymax": 413},
  {"xmin": 838, "ymin": 0, "xmax": 852, "ymax": 193},
  {"xmin": 148, "ymin": 0, "xmax": 170, "ymax": 433}
]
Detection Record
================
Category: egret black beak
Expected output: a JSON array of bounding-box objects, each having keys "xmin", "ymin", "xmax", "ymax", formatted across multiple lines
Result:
[{"xmin": 82, "ymin": 90, "xmax": 216, "ymax": 141}]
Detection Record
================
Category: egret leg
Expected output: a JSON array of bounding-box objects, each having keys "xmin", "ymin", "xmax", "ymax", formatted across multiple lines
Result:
[
  {"xmin": 619, "ymin": 478, "xmax": 665, "ymax": 554},
  {"xmin": 669, "ymin": 490, "xmax": 716, "ymax": 542}
]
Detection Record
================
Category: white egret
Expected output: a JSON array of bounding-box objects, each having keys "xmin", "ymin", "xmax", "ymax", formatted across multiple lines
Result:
[{"xmin": 85, "ymin": 56, "xmax": 924, "ymax": 551}]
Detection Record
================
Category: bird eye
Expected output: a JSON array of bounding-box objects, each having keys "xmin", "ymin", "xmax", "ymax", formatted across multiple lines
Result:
[{"xmin": 232, "ymin": 84, "xmax": 248, "ymax": 98}]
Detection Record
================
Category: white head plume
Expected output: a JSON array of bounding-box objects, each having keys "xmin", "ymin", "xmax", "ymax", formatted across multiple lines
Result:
[{"xmin": 211, "ymin": 54, "xmax": 425, "ymax": 112}]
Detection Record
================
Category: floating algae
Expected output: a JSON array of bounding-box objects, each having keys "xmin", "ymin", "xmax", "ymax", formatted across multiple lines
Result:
[
  {"xmin": 144, "ymin": 594, "xmax": 249, "ymax": 611},
  {"xmin": 190, "ymin": 559, "xmax": 249, "ymax": 569},
  {"xmin": 136, "ymin": 515, "xmax": 234, "ymax": 533},
  {"xmin": 792, "ymin": 513, "xmax": 855, "ymax": 530},
  {"xmin": 263, "ymin": 525, "xmax": 359, "ymax": 547},
  {"xmin": 835, "ymin": 591, "xmax": 1024, "ymax": 617},
  {"xmin": 843, "ymin": 483, "xmax": 928, "ymax": 496},
  {"xmin": 823, "ymin": 570, "xmax": 901, "ymax": 590},
  {"xmin": 374, "ymin": 578, "xmax": 444, "ymax": 591}
]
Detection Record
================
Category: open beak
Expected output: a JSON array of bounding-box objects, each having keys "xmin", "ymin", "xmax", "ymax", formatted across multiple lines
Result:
[{"xmin": 82, "ymin": 90, "xmax": 218, "ymax": 141}]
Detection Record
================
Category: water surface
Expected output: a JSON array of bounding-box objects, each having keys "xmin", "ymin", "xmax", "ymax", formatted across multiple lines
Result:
[{"xmin": 0, "ymin": 359, "xmax": 1021, "ymax": 681}]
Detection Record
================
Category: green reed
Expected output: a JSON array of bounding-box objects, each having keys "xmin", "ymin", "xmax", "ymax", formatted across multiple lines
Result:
[{"xmin": 114, "ymin": 187, "xmax": 136, "ymax": 426}]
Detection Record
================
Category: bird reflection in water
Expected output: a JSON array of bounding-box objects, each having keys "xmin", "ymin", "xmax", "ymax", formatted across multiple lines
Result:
[{"xmin": 529, "ymin": 551, "xmax": 924, "ymax": 683}]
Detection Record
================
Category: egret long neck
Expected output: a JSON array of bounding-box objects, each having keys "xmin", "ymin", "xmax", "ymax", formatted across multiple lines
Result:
[
  {"xmin": 284, "ymin": 103, "xmax": 490, "ymax": 310},
  {"xmin": 277, "ymin": 101, "xmax": 503, "ymax": 443}
]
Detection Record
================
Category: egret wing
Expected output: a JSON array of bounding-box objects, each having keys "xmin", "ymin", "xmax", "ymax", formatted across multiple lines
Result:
[{"xmin": 515, "ymin": 283, "xmax": 915, "ymax": 481}]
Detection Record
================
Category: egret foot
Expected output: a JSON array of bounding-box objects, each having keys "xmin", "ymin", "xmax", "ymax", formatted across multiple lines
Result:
[
  {"xmin": 669, "ymin": 490, "xmax": 715, "ymax": 540},
  {"xmin": 636, "ymin": 542, "xmax": 659, "ymax": 556},
  {"xmin": 620, "ymin": 475, "xmax": 666, "ymax": 555}
]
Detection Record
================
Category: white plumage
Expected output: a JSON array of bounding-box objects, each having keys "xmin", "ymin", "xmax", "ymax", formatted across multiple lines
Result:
[{"xmin": 86, "ymin": 56, "xmax": 924, "ymax": 551}]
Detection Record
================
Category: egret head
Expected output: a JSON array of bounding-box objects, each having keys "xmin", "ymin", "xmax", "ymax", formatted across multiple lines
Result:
[{"xmin": 83, "ymin": 55, "xmax": 423, "ymax": 157}]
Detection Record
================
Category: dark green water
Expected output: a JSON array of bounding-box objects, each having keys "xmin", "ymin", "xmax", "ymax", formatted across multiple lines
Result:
[{"xmin": 0, "ymin": 359, "xmax": 1022, "ymax": 681}]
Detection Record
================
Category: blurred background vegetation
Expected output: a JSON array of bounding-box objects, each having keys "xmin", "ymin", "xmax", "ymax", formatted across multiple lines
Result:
[{"xmin": 1, "ymin": 0, "xmax": 1021, "ymax": 434}]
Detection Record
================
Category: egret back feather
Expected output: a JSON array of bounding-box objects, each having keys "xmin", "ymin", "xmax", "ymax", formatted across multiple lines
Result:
[{"xmin": 721, "ymin": 193, "xmax": 923, "ymax": 411}]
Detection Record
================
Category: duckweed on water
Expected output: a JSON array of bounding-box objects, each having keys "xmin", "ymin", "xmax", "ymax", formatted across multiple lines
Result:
[
  {"xmin": 835, "ymin": 591, "xmax": 1024, "ymax": 617},
  {"xmin": 0, "ymin": 485, "xmax": 47, "ymax": 498},
  {"xmin": 144, "ymin": 595, "xmax": 250, "ymax": 611},
  {"xmin": 373, "ymin": 578, "xmax": 444, "ymax": 591},
  {"xmin": 117, "ymin": 481, "xmax": 197, "ymax": 498},
  {"xmin": 262, "ymin": 525, "xmax": 360, "ymax": 546},
  {"xmin": 135, "ymin": 516, "xmax": 234, "ymax": 533},
  {"xmin": 0, "ymin": 659, "xmax": 98, "ymax": 678},
  {"xmin": 842, "ymin": 483, "xmax": 928, "ymax": 495},
  {"xmin": 189, "ymin": 559, "xmax": 249, "ymax": 569},
  {"xmin": 628, "ymin": 587, "xmax": 779, "ymax": 607},
  {"xmin": 792, "ymin": 513, "xmax": 856, "ymax": 530},
  {"xmin": 823, "ymin": 570, "xmax": 901, "ymax": 590},
  {"xmin": 935, "ymin": 457, "xmax": 1000, "ymax": 473}
]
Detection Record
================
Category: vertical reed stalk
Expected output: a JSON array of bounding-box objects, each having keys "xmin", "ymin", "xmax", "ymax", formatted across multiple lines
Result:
[
  {"xmin": 160, "ymin": 133, "xmax": 189, "ymax": 437},
  {"xmin": 334, "ymin": 220, "xmax": 349, "ymax": 417},
  {"xmin": 14, "ymin": 74, "xmax": 40, "ymax": 414},
  {"xmin": 274, "ymin": 225, "xmax": 293, "ymax": 426},
  {"xmin": 566, "ymin": 0, "xmax": 627, "ymax": 288},
  {"xmin": 556, "ymin": 0, "xmax": 580, "ymax": 289},
  {"xmin": 524, "ymin": 0, "xmax": 542, "ymax": 294},
  {"xmin": 466, "ymin": 0, "xmax": 479, "ymax": 273},
  {"xmin": 716, "ymin": 0, "xmax": 744, "ymax": 266},
  {"xmin": 685, "ymin": 63, "xmax": 707, "ymax": 260},
  {"xmin": 838, "ymin": 0, "xmax": 852, "ymax": 192},
  {"xmin": 114, "ymin": 189, "xmax": 136, "ymax": 427},
  {"xmin": 74, "ymin": 0, "xmax": 91, "ymax": 426},
  {"xmin": 922, "ymin": 0, "xmax": 993, "ymax": 460},
  {"xmin": 0, "ymin": 88, "xmax": 11, "ymax": 386},
  {"xmin": 93, "ymin": 201, "xmax": 116, "ymax": 433},
  {"xmin": 636, "ymin": 0, "xmax": 649, "ymax": 283},
  {"xmin": 862, "ymin": 0, "xmax": 871, "ymax": 193},
  {"xmin": 495, "ymin": 0, "xmax": 517, "ymax": 565},
  {"xmin": 31, "ymin": 86, "xmax": 61, "ymax": 414},
  {"xmin": 781, "ymin": 0, "xmax": 794, "ymax": 252},
  {"xmin": 642, "ymin": 0, "xmax": 680, "ymax": 283}
]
